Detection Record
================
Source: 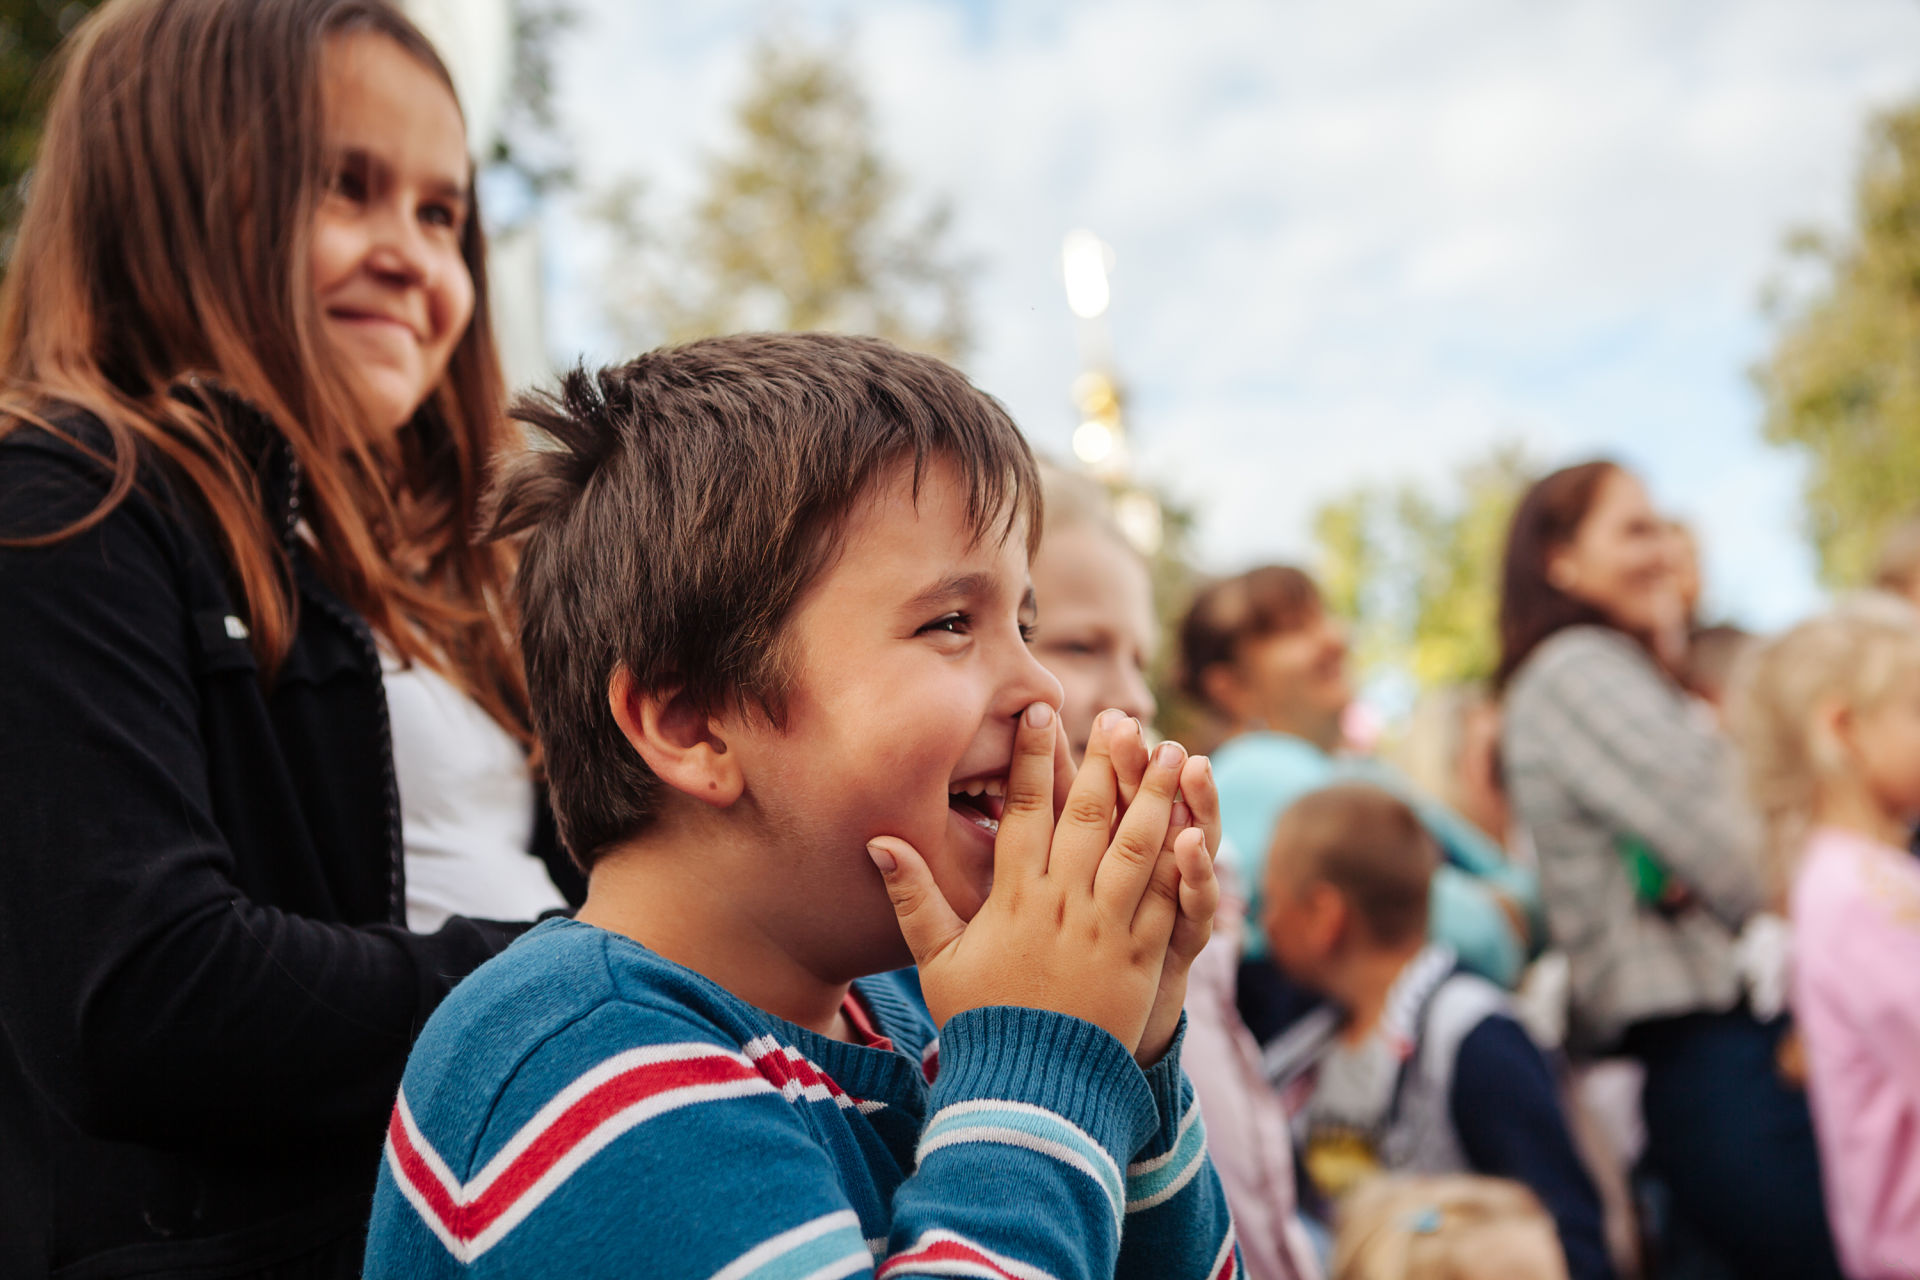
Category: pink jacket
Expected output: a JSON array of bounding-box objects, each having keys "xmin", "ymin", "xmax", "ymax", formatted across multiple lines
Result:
[
  {"xmin": 1182, "ymin": 868, "xmax": 1323, "ymax": 1280},
  {"xmin": 1791, "ymin": 826, "xmax": 1920, "ymax": 1279}
]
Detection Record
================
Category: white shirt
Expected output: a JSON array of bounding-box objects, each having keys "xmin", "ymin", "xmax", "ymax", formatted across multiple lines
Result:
[{"xmin": 380, "ymin": 649, "xmax": 565, "ymax": 931}]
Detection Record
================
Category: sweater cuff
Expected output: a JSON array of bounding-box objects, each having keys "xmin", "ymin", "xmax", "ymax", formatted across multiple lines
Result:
[
  {"xmin": 1134, "ymin": 1011, "xmax": 1194, "ymax": 1162},
  {"xmin": 930, "ymin": 1006, "xmax": 1159, "ymax": 1166},
  {"xmin": 1122, "ymin": 1013, "xmax": 1212, "ymax": 1215}
]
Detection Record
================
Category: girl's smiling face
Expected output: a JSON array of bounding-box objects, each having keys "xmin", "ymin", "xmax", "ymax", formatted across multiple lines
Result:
[
  {"xmin": 310, "ymin": 32, "xmax": 474, "ymax": 437},
  {"xmin": 720, "ymin": 458, "xmax": 1063, "ymax": 977}
]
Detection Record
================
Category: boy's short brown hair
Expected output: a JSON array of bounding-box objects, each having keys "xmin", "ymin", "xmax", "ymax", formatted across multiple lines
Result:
[
  {"xmin": 485, "ymin": 333, "xmax": 1041, "ymax": 867},
  {"xmin": 1268, "ymin": 782, "xmax": 1439, "ymax": 947}
]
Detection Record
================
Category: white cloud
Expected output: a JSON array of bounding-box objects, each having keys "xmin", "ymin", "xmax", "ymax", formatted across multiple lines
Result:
[{"xmin": 540, "ymin": 0, "xmax": 1920, "ymax": 630}]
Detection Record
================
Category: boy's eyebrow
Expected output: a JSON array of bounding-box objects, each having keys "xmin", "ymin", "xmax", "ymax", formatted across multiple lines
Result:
[{"xmin": 901, "ymin": 572, "xmax": 998, "ymax": 615}]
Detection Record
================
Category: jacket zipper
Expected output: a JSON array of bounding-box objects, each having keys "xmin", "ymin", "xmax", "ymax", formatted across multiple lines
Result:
[{"xmin": 276, "ymin": 444, "xmax": 409, "ymax": 927}]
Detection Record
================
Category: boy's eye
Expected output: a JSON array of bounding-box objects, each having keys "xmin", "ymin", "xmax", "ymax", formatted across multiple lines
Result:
[{"xmin": 919, "ymin": 612, "xmax": 970, "ymax": 637}]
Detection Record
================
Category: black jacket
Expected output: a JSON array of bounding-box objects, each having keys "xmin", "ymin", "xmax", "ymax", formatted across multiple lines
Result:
[{"xmin": 0, "ymin": 401, "xmax": 581, "ymax": 1278}]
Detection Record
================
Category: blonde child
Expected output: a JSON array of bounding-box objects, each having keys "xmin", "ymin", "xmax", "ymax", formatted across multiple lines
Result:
[
  {"xmin": 1332, "ymin": 1175, "xmax": 1569, "ymax": 1280},
  {"xmin": 1735, "ymin": 595, "xmax": 1920, "ymax": 1279}
]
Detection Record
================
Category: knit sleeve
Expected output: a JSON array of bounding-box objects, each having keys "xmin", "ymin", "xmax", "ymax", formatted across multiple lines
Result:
[
  {"xmin": 1111, "ymin": 1015, "xmax": 1243, "ymax": 1280},
  {"xmin": 366, "ymin": 999, "xmax": 1176, "ymax": 1280}
]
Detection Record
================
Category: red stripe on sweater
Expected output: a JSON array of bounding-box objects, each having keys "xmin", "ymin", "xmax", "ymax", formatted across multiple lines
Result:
[
  {"xmin": 390, "ymin": 1052, "xmax": 762, "ymax": 1243},
  {"xmin": 878, "ymin": 1237, "xmax": 1027, "ymax": 1279},
  {"xmin": 388, "ymin": 1102, "xmax": 463, "ymax": 1230}
]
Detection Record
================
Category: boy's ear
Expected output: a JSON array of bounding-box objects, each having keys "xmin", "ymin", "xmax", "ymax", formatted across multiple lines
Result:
[
  {"xmin": 1308, "ymin": 882, "xmax": 1350, "ymax": 955},
  {"xmin": 608, "ymin": 667, "xmax": 742, "ymax": 808}
]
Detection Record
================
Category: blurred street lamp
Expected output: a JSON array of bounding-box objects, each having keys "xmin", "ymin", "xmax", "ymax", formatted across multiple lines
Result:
[
  {"xmin": 1060, "ymin": 229, "xmax": 1164, "ymax": 555},
  {"xmin": 1062, "ymin": 229, "xmax": 1113, "ymax": 319}
]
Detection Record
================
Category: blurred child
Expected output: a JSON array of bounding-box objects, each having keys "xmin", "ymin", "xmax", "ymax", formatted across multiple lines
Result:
[
  {"xmin": 1735, "ymin": 595, "xmax": 1920, "ymax": 1279},
  {"xmin": 362, "ymin": 335, "xmax": 1237, "ymax": 1278},
  {"xmin": 1332, "ymin": 1175, "xmax": 1569, "ymax": 1280},
  {"xmin": 1260, "ymin": 784, "xmax": 1611, "ymax": 1280},
  {"xmin": 1032, "ymin": 461, "xmax": 1322, "ymax": 1280}
]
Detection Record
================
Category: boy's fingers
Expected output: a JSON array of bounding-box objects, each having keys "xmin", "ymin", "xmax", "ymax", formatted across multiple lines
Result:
[
  {"xmin": 1110, "ymin": 717, "xmax": 1150, "ymax": 812},
  {"xmin": 1131, "ymin": 839, "xmax": 1185, "ymax": 941},
  {"xmin": 1157, "ymin": 831, "xmax": 1218, "ymax": 974},
  {"xmin": 994, "ymin": 702, "xmax": 1059, "ymax": 882},
  {"xmin": 1051, "ymin": 710, "xmax": 1125, "ymax": 885},
  {"xmin": 1173, "ymin": 828, "xmax": 1219, "ymax": 935},
  {"xmin": 868, "ymin": 838, "xmax": 966, "ymax": 966},
  {"xmin": 1180, "ymin": 754, "xmax": 1221, "ymax": 860},
  {"xmin": 1051, "ymin": 719, "xmax": 1077, "ymax": 822},
  {"xmin": 1095, "ymin": 738, "xmax": 1185, "ymax": 921}
]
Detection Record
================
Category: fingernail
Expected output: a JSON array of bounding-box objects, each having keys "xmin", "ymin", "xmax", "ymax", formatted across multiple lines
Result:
[
  {"xmin": 1025, "ymin": 701, "xmax": 1054, "ymax": 728},
  {"xmin": 867, "ymin": 842, "xmax": 897, "ymax": 874},
  {"xmin": 1198, "ymin": 755, "xmax": 1213, "ymax": 782},
  {"xmin": 1154, "ymin": 740, "xmax": 1186, "ymax": 769},
  {"xmin": 1095, "ymin": 708, "xmax": 1122, "ymax": 731}
]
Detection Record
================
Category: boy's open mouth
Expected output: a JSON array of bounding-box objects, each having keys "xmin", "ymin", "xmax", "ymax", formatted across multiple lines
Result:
[{"xmin": 947, "ymin": 776, "xmax": 1007, "ymax": 837}]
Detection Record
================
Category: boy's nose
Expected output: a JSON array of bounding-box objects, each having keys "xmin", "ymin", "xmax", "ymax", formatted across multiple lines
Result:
[{"xmin": 1007, "ymin": 642, "xmax": 1064, "ymax": 720}]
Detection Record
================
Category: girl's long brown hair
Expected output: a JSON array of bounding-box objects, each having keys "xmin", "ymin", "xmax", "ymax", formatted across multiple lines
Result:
[
  {"xmin": 0, "ymin": 0, "xmax": 529, "ymax": 741},
  {"xmin": 1493, "ymin": 460, "xmax": 1621, "ymax": 691}
]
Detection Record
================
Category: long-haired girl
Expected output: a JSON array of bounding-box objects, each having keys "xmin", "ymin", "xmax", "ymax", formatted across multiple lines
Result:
[
  {"xmin": 0, "ymin": 1, "xmax": 571, "ymax": 1274},
  {"xmin": 1735, "ymin": 596, "xmax": 1920, "ymax": 1280},
  {"xmin": 1495, "ymin": 460, "xmax": 1839, "ymax": 1279}
]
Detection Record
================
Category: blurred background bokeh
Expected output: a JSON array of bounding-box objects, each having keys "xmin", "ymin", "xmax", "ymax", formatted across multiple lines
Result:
[{"xmin": 8, "ymin": 0, "xmax": 1918, "ymax": 740}]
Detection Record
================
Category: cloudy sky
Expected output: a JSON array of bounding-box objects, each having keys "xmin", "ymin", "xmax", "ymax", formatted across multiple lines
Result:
[{"xmin": 530, "ymin": 0, "xmax": 1920, "ymax": 630}]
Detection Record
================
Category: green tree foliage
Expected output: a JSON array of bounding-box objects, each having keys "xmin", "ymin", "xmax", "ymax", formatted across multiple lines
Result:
[
  {"xmin": 597, "ymin": 35, "xmax": 972, "ymax": 360},
  {"xmin": 1758, "ymin": 99, "xmax": 1920, "ymax": 586},
  {"xmin": 1311, "ymin": 445, "xmax": 1531, "ymax": 691},
  {"xmin": 0, "ymin": 0, "xmax": 98, "ymax": 251}
]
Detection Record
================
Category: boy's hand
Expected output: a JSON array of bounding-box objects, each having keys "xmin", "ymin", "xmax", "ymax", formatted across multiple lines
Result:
[
  {"xmin": 868, "ymin": 704, "xmax": 1185, "ymax": 1055},
  {"xmin": 1109, "ymin": 732, "xmax": 1221, "ymax": 1066}
]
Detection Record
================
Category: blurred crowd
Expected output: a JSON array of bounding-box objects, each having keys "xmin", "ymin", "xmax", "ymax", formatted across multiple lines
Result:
[{"xmin": 1045, "ymin": 457, "xmax": 1920, "ymax": 1280}]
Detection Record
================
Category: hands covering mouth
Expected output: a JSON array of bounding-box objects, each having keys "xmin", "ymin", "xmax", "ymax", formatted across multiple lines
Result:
[{"xmin": 873, "ymin": 704, "xmax": 1223, "ymax": 1068}]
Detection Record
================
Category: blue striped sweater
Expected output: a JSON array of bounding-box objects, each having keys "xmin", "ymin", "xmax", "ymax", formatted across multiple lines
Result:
[{"xmin": 364, "ymin": 918, "xmax": 1240, "ymax": 1279}]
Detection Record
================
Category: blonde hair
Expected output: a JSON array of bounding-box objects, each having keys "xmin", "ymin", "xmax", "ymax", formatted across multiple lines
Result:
[
  {"xmin": 1037, "ymin": 457, "xmax": 1128, "ymax": 545},
  {"xmin": 1732, "ymin": 593, "xmax": 1920, "ymax": 893},
  {"xmin": 1333, "ymin": 1175, "xmax": 1568, "ymax": 1280}
]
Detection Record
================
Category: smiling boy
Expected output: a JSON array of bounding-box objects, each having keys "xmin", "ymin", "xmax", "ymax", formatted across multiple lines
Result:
[{"xmin": 362, "ymin": 335, "xmax": 1239, "ymax": 1279}]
